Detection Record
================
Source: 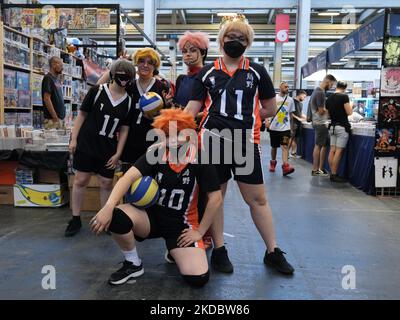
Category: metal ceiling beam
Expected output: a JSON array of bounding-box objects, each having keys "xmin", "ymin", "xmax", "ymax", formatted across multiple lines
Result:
[
  {"xmin": 358, "ymin": 9, "xmax": 378, "ymax": 23},
  {"xmin": 40, "ymin": 0, "xmax": 400, "ymax": 9},
  {"xmin": 178, "ymin": 9, "xmax": 187, "ymax": 24}
]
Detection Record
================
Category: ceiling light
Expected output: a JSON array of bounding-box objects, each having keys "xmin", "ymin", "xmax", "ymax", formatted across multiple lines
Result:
[
  {"xmin": 128, "ymin": 12, "xmax": 140, "ymax": 17},
  {"xmin": 318, "ymin": 12, "xmax": 340, "ymax": 16}
]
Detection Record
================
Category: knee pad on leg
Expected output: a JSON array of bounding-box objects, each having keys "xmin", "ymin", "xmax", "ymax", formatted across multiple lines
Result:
[
  {"xmin": 182, "ymin": 270, "xmax": 210, "ymax": 288},
  {"xmin": 108, "ymin": 207, "xmax": 133, "ymax": 234}
]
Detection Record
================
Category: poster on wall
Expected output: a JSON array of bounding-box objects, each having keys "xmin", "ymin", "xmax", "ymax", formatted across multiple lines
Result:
[
  {"xmin": 84, "ymin": 8, "xmax": 97, "ymax": 29},
  {"xmin": 375, "ymin": 127, "xmax": 397, "ymax": 155},
  {"xmin": 381, "ymin": 67, "xmax": 400, "ymax": 96},
  {"xmin": 383, "ymin": 37, "xmax": 400, "ymax": 67},
  {"xmin": 378, "ymin": 97, "xmax": 400, "ymax": 124},
  {"xmin": 58, "ymin": 8, "xmax": 74, "ymax": 29},
  {"xmin": 375, "ymin": 157, "xmax": 398, "ymax": 188},
  {"xmin": 96, "ymin": 9, "xmax": 110, "ymax": 29}
]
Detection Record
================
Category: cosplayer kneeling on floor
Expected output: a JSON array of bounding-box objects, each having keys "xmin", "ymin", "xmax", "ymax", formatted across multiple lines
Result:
[
  {"xmin": 90, "ymin": 108, "xmax": 223, "ymax": 287},
  {"xmin": 185, "ymin": 14, "xmax": 295, "ymax": 275}
]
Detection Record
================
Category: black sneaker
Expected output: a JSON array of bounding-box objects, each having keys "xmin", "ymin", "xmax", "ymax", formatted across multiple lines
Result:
[
  {"xmin": 109, "ymin": 260, "xmax": 144, "ymax": 285},
  {"xmin": 311, "ymin": 170, "xmax": 320, "ymax": 176},
  {"xmin": 331, "ymin": 175, "xmax": 347, "ymax": 183},
  {"xmin": 164, "ymin": 251, "xmax": 176, "ymax": 264},
  {"xmin": 318, "ymin": 169, "xmax": 329, "ymax": 177},
  {"xmin": 264, "ymin": 248, "xmax": 294, "ymax": 275},
  {"xmin": 211, "ymin": 246, "xmax": 234, "ymax": 273},
  {"xmin": 64, "ymin": 218, "xmax": 82, "ymax": 237}
]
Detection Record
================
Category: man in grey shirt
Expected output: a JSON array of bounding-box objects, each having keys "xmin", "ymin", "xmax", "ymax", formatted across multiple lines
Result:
[{"xmin": 308, "ymin": 74, "xmax": 336, "ymax": 176}]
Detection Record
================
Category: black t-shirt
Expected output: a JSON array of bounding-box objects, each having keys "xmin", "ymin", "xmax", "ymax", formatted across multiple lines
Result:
[
  {"xmin": 191, "ymin": 57, "xmax": 275, "ymax": 144},
  {"xmin": 326, "ymin": 93, "xmax": 350, "ymax": 127},
  {"xmin": 76, "ymin": 84, "xmax": 132, "ymax": 161},
  {"xmin": 121, "ymin": 78, "xmax": 169, "ymax": 163},
  {"xmin": 134, "ymin": 147, "xmax": 220, "ymax": 231},
  {"xmin": 41, "ymin": 73, "xmax": 65, "ymax": 120}
]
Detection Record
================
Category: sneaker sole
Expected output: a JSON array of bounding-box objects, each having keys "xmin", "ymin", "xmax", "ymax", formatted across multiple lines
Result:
[
  {"xmin": 211, "ymin": 260, "xmax": 234, "ymax": 273},
  {"xmin": 65, "ymin": 229, "xmax": 81, "ymax": 237},
  {"xmin": 109, "ymin": 268, "xmax": 144, "ymax": 285},
  {"xmin": 264, "ymin": 260, "xmax": 294, "ymax": 275},
  {"xmin": 164, "ymin": 251, "xmax": 176, "ymax": 264},
  {"xmin": 283, "ymin": 169, "xmax": 295, "ymax": 176}
]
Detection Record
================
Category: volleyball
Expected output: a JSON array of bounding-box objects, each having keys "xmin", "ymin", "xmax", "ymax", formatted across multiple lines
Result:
[
  {"xmin": 125, "ymin": 176, "xmax": 160, "ymax": 209},
  {"xmin": 139, "ymin": 92, "xmax": 164, "ymax": 117}
]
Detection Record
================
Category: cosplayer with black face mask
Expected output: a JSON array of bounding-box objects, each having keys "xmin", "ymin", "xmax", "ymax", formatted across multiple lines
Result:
[
  {"xmin": 65, "ymin": 59, "xmax": 135, "ymax": 237},
  {"xmin": 185, "ymin": 14, "xmax": 295, "ymax": 276}
]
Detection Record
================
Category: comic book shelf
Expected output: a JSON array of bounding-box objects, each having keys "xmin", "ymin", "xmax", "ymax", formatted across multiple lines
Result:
[{"xmin": 0, "ymin": 21, "xmax": 87, "ymax": 129}]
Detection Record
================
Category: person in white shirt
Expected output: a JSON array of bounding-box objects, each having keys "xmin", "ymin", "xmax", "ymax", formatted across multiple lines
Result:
[{"xmin": 266, "ymin": 82, "xmax": 295, "ymax": 176}]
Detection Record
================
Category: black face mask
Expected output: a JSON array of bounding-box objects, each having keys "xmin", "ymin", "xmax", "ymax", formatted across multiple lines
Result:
[
  {"xmin": 114, "ymin": 74, "xmax": 132, "ymax": 88},
  {"xmin": 223, "ymin": 40, "xmax": 246, "ymax": 58}
]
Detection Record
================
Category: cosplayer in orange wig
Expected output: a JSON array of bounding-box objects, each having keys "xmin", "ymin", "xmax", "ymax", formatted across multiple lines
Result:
[{"xmin": 153, "ymin": 108, "xmax": 197, "ymax": 135}]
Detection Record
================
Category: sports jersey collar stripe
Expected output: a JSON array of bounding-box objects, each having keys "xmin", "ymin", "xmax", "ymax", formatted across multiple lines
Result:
[
  {"xmin": 202, "ymin": 67, "xmax": 215, "ymax": 83},
  {"xmin": 136, "ymin": 77, "xmax": 156, "ymax": 96},
  {"xmin": 214, "ymin": 57, "xmax": 249, "ymax": 73},
  {"xmin": 249, "ymin": 66, "xmax": 261, "ymax": 80},
  {"xmin": 103, "ymin": 84, "xmax": 129, "ymax": 107}
]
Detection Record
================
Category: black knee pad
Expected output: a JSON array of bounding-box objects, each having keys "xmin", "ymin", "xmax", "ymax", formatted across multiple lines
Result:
[
  {"xmin": 182, "ymin": 270, "xmax": 210, "ymax": 288},
  {"xmin": 108, "ymin": 207, "xmax": 133, "ymax": 234}
]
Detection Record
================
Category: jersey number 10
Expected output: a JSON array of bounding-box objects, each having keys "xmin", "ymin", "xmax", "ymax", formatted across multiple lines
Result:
[{"xmin": 99, "ymin": 115, "xmax": 119, "ymax": 138}]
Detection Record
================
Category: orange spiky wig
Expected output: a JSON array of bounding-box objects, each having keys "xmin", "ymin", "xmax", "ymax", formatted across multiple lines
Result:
[
  {"xmin": 178, "ymin": 31, "xmax": 209, "ymax": 51},
  {"xmin": 132, "ymin": 47, "xmax": 161, "ymax": 69},
  {"xmin": 152, "ymin": 108, "xmax": 197, "ymax": 135}
]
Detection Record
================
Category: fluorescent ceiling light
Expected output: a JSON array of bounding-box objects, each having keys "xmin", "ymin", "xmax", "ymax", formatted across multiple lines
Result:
[
  {"xmin": 318, "ymin": 12, "xmax": 340, "ymax": 16},
  {"xmin": 217, "ymin": 12, "xmax": 237, "ymax": 17},
  {"xmin": 128, "ymin": 12, "xmax": 140, "ymax": 17}
]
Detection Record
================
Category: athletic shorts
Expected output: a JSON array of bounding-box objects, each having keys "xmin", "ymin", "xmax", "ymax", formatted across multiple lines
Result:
[
  {"xmin": 269, "ymin": 130, "xmax": 291, "ymax": 148},
  {"xmin": 73, "ymin": 149, "xmax": 114, "ymax": 179},
  {"xmin": 134, "ymin": 205, "xmax": 205, "ymax": 251},
  {"xmin": 198, "ymin": 129, "xmax": 264, "ymax": 185},
  {"xmin": 313, "ymin": 124, "xmax": 329, "ymax": 147},
  {"xmin": 329, "ymin": 125, "xmax": 349, "ymax": 148}
]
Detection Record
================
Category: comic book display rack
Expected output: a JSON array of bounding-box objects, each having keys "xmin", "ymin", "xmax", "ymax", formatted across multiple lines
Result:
[{"xmin": 374, "ymin": 9, "xmax": 400, "ymax": 196}]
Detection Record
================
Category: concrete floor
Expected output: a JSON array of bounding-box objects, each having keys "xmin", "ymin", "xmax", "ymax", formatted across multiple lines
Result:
[{"xmin": 1, "ymin": 140, "xmax": 400, "ymax": 300}]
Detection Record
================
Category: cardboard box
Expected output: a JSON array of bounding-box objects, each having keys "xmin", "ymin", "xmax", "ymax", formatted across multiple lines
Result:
[
  {"xmin": 13, "ymin": 184, "xmax": 69, "ymax": 207},
  {"xmin": 69, "ymin": 187, "xmax": 101, "ymax": 212},
  {"xmin": 0, "ymin": 185, "xmax": 14, "ymax": 205},
  {"xmin": 37, "ymin": 169, "xmax": 65, "ymax": 184},
  {"xmin": 0, "ymin": 161, "xmax": 18, "ymax": 185}
]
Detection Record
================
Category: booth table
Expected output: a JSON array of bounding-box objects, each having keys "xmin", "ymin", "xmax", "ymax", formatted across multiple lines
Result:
[{"xmin": 299, "ymin": 123, "xmax": 375, "ymax": 195}]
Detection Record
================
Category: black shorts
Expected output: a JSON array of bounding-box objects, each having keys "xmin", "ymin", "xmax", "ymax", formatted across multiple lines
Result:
[
  {"xmin": 134, "ymin": 205, "xmax": 205, "ymax": 251},
  {"xmin": 269, "ymin": 130, "xmax": 291, "ymax": 148},
  {"xmin": 291, "ymin": 123, "xmax": 302, "ymax": 138},
  {"xmin": 73, "ymin": 149, "xmax": 114, "ymax": 179},
  {"xmin": 199, "ymin": 129, "xmax": 264, "ymax": 185}
]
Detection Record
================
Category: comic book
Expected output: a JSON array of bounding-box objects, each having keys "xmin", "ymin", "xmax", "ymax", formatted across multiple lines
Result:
[
  {"xmin": 4, "ymin": 88, "xmax": 18, "ymax": 108},
  {"xmin": 34, "ymin": 8, "xmax": 43, "ymax": 28},
  {"xmin": 18, "ymin": 90, "xmax": 31, "ymax": 109},
  {"xmin": 58, "ymin": 8, "xmax": 74, "ymax": 29},
  {"xmin": 21, "ymin": 9, "xmax": 35, "ymax": 28},
  {"xmin": 96, "ymin": 9, "xmax": 110, "ymax": 28},
  {"xmin": 32, "ymin": 74, "xmax": 44, "ymax": 105},
  {"xmin": 84, "ymin": 8, "xmax": 97, "ymax": 29},
  {"xmin": 4, "ymin": 69, "xmax": 16, "ymax": 89},
  {"xmin": 16, "ymin": 72, "xmax": 30, "ymax": 91},
  {"xmin": 17, "ymin": 113, "xmax": 32, "ymax": 126},
  {"xmin": 10, "ymin": 8, "xmax": 22, "ymax": 28},
  {"xmin": 378, "ymin": 97, "xmax": 400, "ymax": 125},
  {"xmin": 70, "ymin": 9, "xmax": 85, "ymax": 29}
]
